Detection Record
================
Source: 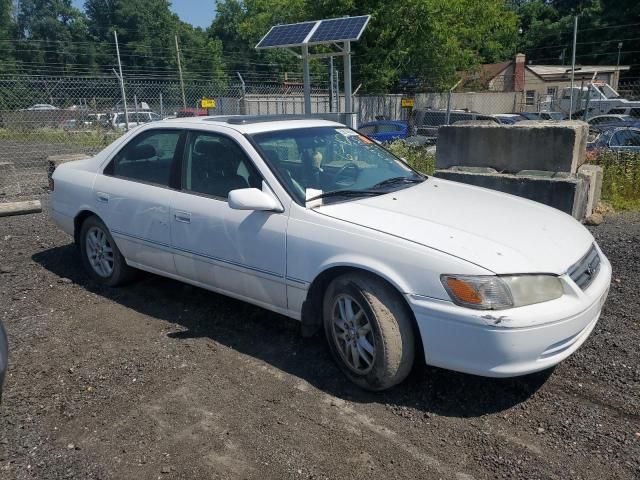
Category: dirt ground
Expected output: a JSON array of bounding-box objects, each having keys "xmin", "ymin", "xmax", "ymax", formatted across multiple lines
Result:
[{"xmin": 0, "ymin": 203, "xmax": 638, "ymax": 480}]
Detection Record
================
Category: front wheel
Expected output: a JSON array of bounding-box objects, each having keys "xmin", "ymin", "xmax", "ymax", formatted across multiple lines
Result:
[
  {"xmin": 79, "ymin": 215, "xmax": 134, "ymax": 286},
  {"xmin": 323, "ymin": 272, "xmax": 416, "ymax": 391}
]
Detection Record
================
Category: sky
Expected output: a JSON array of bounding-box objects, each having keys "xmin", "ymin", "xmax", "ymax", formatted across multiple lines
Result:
[{"xmin": 70, "ymin": 0, "xmax": 217, "ymax": 29}]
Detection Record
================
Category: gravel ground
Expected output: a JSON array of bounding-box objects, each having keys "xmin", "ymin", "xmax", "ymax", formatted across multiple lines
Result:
[{"xmin": 0, "ymin": 204, "xmax": 638, "ymax": 480}]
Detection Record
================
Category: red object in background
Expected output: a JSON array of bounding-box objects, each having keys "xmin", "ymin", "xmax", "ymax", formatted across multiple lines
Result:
[{"xmin": 176, "ymin": 108, "xmax": 208, "ymax": 118}]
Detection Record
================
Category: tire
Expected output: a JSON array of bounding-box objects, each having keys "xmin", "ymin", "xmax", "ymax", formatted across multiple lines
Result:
[
  {"xmin": 323, "ymin": 272, "xmax": 415, "ymax": 391},
  {"xmin": 79, "ymin": 215, "xmax": 134, "ymax": 286}
]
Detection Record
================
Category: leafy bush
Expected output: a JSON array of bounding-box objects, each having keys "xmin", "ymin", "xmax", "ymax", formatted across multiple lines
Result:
[
  {"xmin": 587, "ymin": 151, "xmax": 640, "ymax": 211},
  {"xmin": 386, "ymin": 140, "xmax": 436, "ymax": 175}
]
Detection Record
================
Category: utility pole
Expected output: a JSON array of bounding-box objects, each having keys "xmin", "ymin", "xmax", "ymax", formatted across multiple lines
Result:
[
  {"xmin": 175, "ymin": 35, "xmax": 187, "ymax": 110},
  {"xmin": 569, "ymin": 15, "xmax": 578, "ymax": 120},
  {"xmin": 113, "ymin": 30, "xmax": 129, "ymax": 131}
]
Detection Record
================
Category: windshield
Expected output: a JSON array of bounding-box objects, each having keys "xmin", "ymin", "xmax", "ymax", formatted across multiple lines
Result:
[{"xmin": 251, "ymin": 126, "xmax": 423, "ymax": 204}]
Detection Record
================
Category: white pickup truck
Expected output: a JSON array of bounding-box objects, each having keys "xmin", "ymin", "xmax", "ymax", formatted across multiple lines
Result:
[{"xmin": 555, "ymin": 81, "xmax": 640, "ymax": 118}]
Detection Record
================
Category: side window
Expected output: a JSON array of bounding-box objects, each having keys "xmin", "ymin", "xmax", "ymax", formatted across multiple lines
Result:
[
  {"xmin": 105, "ymin": 129, "xmax": 181, "ymax": 187},
  {"xmin": 614, "ymin": 130, "xmax": 640, "ymax": 146},
  {"xmin": 358, "ymin": 125, "xmax": 376, "ymax": 135},
  {"xmin": 631, "ymin": 109, "xmax": 640, "ymax": 118},
  {"xmin": 259, "ymin": 137, "xmax": 300, "ymax": 164},
  {"xmin": 183, "ymin": 132, "xmax": 262, "ymax": 199}
]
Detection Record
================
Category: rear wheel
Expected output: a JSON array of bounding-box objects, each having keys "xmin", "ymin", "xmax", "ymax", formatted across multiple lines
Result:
[
  {"xmin": 323, "ymin": 272, "xmax": 415, "ymax": 391},
  {"xmin": 79, "ymin": 215, "xmax": 134, "ymax": 286}
]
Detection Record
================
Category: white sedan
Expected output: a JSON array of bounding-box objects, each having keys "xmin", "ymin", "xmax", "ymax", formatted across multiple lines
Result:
[{"xmin": 50, "ymin": 116, "xmax": 611, "ymax": 390}]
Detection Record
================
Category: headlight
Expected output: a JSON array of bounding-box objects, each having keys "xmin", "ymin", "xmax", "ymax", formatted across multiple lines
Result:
[{"xmin": 441, "ymin": 274, "xmax": 563, "ymax": 310}]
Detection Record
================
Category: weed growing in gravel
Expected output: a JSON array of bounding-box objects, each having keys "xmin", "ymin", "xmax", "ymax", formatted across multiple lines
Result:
[{"xmin": 587, "ymin": 152, "xmax": 640, "ymax": 211}]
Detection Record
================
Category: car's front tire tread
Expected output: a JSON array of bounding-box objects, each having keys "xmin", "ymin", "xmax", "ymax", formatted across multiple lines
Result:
[{"xmin": 323, "ymin": 272, "xmax": 416, "ymax": 391}]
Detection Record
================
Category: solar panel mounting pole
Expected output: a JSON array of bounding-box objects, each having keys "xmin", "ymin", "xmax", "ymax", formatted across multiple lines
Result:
[
  {"xmin": 302, "ymin": 45, "xmax": 312, "ymax": 114},
  {"xmin": 343, "ymin": 40, "xmax": 353, "ymax": 127}
]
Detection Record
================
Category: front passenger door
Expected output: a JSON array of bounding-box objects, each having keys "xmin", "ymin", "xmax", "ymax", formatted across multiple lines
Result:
[{"xmin": 171, "ymin": 130, "xmax": 288, "ymax": 310}]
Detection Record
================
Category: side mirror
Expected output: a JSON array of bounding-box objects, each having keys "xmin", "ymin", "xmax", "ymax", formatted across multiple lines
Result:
[{"xmin": 228, "ymin": 188, "xmax": 282, "ymax": 212}]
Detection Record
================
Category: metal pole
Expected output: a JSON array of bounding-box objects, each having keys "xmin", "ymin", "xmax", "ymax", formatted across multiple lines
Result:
[
  {"xmin": 343, "ymin": 40, "xmax": 353, "ymax": 126},
  {"xmin": 113, "ymin": 30, "xmax": 129, "ymax": 131},
  {"xmin": 175, "ymin": 35, "xmax": 187, "ymax": 110},
  {"xmin": 445, "ymin": 90, "xmax": 452, "ymax": 125},
  {"xmin": 569, "ymin": 15, "xmax": 578, "ymax": 120},
  {"xmin": 236, "ymin": 72, "xmax": 246, "ymax": 115},
  {"xmin": 134, "ymin": 94, "xmax": 139, "ymax": 126},
  {"xmin": 302, "ymin": 45, "xmax": 311, "ymax": 115},
  {"xmin": 329, "ymin": 57, "xmax": 334, "ymax": 113},
  {"xmin": 615, "ymin": 42, "xmax": 623, "ymax": 89},
  {"xmin": 159, "ymin": 92, "xmax": 163, "ymax": 118},
  {"xmin": 583, "ymin": 84, "xmax": 592, "ymax": 121},
  {"xmin": 335, "ymin": 70, "xmax": 340, "ymax": 112}
]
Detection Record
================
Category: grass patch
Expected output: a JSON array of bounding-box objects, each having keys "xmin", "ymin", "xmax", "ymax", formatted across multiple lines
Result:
[
  {"xmin": 0, "ymin": 128, "xmax": 122, "ymax": 149},
  {"xmin": 386, "ymin": 140, "xmax": 436, "ymax": 175},
  {"xmin": 587, "ymin": 151, "xmax": 640, "ymax": 211}
]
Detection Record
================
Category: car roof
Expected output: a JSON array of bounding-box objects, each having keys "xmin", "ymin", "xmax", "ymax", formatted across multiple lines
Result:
[
  {"xmin": 160, "ymin": 115, "xmax": 345, "ymax": 134},
  {"xmin": 590, "ymin": 114, "xmax": 631, "ymax": 119},
  {"xmin": 359, "ymin": 120, "xmax": 406, "ymax": 126}
]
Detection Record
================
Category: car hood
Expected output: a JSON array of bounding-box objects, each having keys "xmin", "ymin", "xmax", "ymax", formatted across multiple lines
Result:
[{"xmin": 315, "ymin": 177, "xmax": 594, "ymax": 274}]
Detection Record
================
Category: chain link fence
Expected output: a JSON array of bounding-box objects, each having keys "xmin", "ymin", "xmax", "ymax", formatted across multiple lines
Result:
[{"xmin": 1, "ymin": 74, "xmax": 639, "ymax": 202}]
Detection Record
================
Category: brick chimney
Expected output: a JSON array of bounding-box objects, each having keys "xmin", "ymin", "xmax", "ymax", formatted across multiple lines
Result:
[{"xmin": 514, "ymin": 53, "xmax": 525, "ymax": 92}]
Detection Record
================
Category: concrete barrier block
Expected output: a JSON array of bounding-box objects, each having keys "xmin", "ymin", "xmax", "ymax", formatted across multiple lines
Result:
[
  {"xmin": 434, "ymin": 169, "xmax": 590, "ymax": 219},
  {"xmin": 578, "ymin": 164, "xmax": 603, "ymax": 217},
  {"xmin": 436, "ymin": 121, "xmax": 589, "ymax": 173}
]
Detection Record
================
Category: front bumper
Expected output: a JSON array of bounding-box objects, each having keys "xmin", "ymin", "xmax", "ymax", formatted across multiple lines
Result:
[{"xmin": 408, "ymin": 252, "xmax": 612, "ymax": 378}]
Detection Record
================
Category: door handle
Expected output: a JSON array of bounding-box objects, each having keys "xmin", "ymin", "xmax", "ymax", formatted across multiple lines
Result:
[
  {"xmin": 174, "ymin": 211, "xmax": 191, "ymax": 224},
  {"xmin": 96, "ymin": 192, "xmax": 110, "ymax": 203}
]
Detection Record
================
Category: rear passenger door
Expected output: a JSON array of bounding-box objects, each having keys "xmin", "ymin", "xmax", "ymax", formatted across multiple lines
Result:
[{"xmin": 94, "ymin": 128, "xmax": 184, "ymax": 275}]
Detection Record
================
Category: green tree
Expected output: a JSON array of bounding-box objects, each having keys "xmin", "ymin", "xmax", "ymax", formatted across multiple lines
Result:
[
  {"xmin": 14, "ymin": 0, "xmax": 93, "ymax": 75},
  {"xmin": 210, "ymin": 0, "xmax": 519, "ymax": 92},
  {"xmin": 85, "ymin": 0, "xmax": 226, "ymax": 80},
  {"xmin": 0, "ymin": 0, "xmax": 14, "ymax": 69}
]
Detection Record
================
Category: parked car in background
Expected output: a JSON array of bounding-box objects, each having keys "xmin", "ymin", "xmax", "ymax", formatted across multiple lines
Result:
[
  {"xmin": 587, "ymin": 114, "xmax": 634, "ymax": 126},
  {"xmin": 358, "ymin": 120, "xmax": 408, "ymax": 143},
  {"xmin": 607, "ymin": 106, "xmax": 640, "ymax": 118},
  {"xmin": 412, "ymin": 109, "xmax": 499, "ymax": 142},
  {"xmin": 495, "ymin": 114, "xmax": 524, "ymax": 124},
  {"xmin": 587, "ymin": 126, "xmax": 640, "ymax": 153},
  {"xmin": 50, "ymin": 115, "xmax": 611, "ymax": 391},
  {"xmin": 111, "ymin": 111, "xmax": 161, "ymax": 130},
  {"xmin": 176, "ymin": 108, "xmax": 208, "ymax": 118},
  {"xmin": 518, "ymin": 112, "xmax": 541, "ymax": 120},
  {"xmin": 0, "ymin": 321, "xmax": 7, "ymax": 401},
  {"xmin": 538, "ymin": 111, "xmax": 566, "ymax": 121},
  {"xmin": 25, "ymin": 103, "xmax": 58, "ymax": 111}
]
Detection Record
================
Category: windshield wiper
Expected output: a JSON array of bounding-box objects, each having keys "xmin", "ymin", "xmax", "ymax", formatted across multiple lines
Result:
[
  {"xmin": 371, "ymin": 176, "xmax": 425, "ymax": 189},
  {"xmin": 306, "ymin": 189, "xmax": 385, "ymax": 203}
]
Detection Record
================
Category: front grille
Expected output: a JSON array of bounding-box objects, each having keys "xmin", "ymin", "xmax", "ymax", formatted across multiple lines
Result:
[{"xmin": 568, "ymin": 245, "xmax": 601, "ymax": 290}]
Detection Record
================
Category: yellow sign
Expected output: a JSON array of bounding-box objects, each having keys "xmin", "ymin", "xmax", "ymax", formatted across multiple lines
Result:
[
  {"xmin": 401, "ymin": 98, "xmax": 415, "ymax": 108},
  {"xmin": 200, "ymin": 98, "xmax": 216, "ymax": 108}
]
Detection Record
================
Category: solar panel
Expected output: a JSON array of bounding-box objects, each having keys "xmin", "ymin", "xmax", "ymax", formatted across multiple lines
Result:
[
  {"xmin": 308, "ymin": 16, "xmax": 370, "ymax": 44},
  {"xmin": 256, "ymin": 21, "xmax": 317, "ymax": 49}
]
